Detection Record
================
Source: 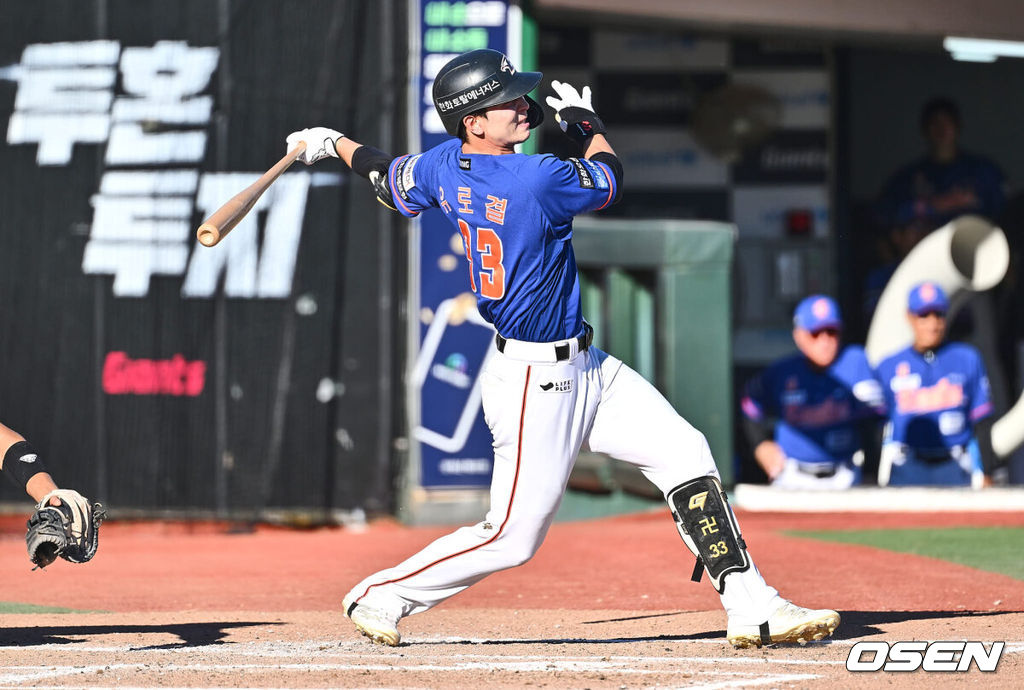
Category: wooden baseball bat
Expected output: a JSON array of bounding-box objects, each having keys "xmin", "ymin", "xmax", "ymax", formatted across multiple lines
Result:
[{"xmin": 196, "ymin": 141, "xmax": 307, "ymax": 247}]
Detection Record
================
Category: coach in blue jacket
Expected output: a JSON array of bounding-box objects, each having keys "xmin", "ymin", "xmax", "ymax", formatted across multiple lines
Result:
[
  {"xmin": 873, "ymin": 282, "xmax": 995, "ymax": 487},
  {"xmin": 741, "ymin": 295, "xmax": 884, "ymax": 488}
]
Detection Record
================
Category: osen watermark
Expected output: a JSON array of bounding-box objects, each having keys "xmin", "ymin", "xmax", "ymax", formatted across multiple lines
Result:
[{"xmin": 847, "ymin": 641, "xmax": 1004, "ymax": 672}]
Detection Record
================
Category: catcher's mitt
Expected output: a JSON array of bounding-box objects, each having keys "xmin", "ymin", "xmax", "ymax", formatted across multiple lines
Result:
[{"xmin": 26, "ymin": 489, "xmax": 105, "ymax": 569}]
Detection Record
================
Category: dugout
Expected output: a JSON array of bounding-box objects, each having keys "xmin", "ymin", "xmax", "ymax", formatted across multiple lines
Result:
[{"xmin": 527, "ymin": 0, "xmax": 1024, "ymax": 492}]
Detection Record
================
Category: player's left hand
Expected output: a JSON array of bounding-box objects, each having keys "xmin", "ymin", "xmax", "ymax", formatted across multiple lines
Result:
[
  {"xmin": 286, "ymin": 127, "xmax": 343, "ymax": 165},
  {"xmin": 26, "ymin": 489, "xmax": 105, "ymax": 568},
  {"xmin": 545, "ymin": 80, "xmax": 606, "ymax": 145}
]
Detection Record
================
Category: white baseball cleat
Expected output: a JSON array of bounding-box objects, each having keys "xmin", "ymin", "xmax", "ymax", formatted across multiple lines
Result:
[
  {"xmin": 727, "ymin": 600, "xmax": 840, "ymax": 648},
  {"xmin": 343, "ymin": 594, "xmax": 402, "ymax": 647}
]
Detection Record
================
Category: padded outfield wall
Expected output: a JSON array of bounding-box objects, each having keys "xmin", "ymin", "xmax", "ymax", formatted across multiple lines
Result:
[{"xmin": 0, "ymin": 1, "xmax": 408, "ymax": 518}]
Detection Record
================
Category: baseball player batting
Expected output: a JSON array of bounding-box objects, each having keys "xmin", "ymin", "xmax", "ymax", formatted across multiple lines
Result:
[{"xmin": 286, "ymin": 49, "xmax": 839, "ymax": 648}]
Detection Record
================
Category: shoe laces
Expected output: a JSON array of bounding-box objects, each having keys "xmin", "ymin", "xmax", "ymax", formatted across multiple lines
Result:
[
  {"xmin": 355, "ymin": 604, "xmax": 400, "ymax": 628},
  {"xmin": 786, "ymin": 600, "xmax": 830, "ymax": 620}
]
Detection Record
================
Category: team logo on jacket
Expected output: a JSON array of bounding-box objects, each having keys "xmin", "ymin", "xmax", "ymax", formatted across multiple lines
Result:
[
  {"xmin": 781, "ymin": 377, "xmax": 806, "ymax": 406},
  {"xmin": 890, "ymin": 362, "xmax": 922, "ymax": 392},
  {"xmin": 539, "ymin": 379, "xmax": 572, "ymax": 393},
  {"xmin": 895, "ymin": 376, "xmax": 964, "ymax": 414}
]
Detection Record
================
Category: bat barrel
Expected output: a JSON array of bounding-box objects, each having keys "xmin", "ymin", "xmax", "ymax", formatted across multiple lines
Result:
[
  {"xmin": 197, "ymin": 223, "xmax": 220, "ymax": 247},
  {"xmin": 195, "ymin": 141, "xmax": 307, "ymax": 248}
]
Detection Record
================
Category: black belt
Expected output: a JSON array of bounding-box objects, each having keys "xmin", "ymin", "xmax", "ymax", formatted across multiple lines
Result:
[
  {"xmin": 495, "ymin": 324, "xmax": 593, "ymax": 362},
  {"xmin": 795, "ymin": 462, "xmax": 839, "ymax": 478},
  {"xmin": 915, "ymin": 452, "xmax": 955, "ymax": 464}
]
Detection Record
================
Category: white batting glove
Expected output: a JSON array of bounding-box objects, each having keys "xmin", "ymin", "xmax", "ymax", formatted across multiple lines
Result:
[
  {"xmin": 286, "ymin": 127, "xmax": 343, "ymax": 165},
  {"xmin": 545, "ymin": 80, "xmax": 594, "ymax": 113},
  {"xmin": 544, "ymin": 80, "xmax": 605, "ymax": 145}
]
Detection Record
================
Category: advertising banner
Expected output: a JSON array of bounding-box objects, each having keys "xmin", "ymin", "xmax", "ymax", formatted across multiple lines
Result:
[
  {"xmin": 0, "ymin": 2, "xmax": 398, "ymax": 515},
  {"xmin": 410, "ymin": 0, "xmax": 520, "ymax": 487}
]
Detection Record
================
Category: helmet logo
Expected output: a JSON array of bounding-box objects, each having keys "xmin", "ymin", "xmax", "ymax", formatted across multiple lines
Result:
[
  {"xmin": 500, "ymin": 56, "xmax": 515, "ymax": 75},
  {"xmin": 436, "ymin": 79, "xmax": 502, "ymax": 113}
]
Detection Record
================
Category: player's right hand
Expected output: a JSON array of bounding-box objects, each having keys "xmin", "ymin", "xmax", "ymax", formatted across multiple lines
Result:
[
  {"xmin": 545, "ymin": 80, "xmax": 594, "ymax": 114},
  {"xmin": 545, "ymin": 80, "xmax": 606, "ymax": 145},
  {"xmin": 286, "ymin": 127, "xmax": 343, "ymax": 165}
]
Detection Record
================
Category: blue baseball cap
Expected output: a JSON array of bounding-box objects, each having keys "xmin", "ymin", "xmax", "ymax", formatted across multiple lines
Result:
[
  {"xmin": 908, "ymin": 281, "xmax": 949, "ymax": 315},
  {"xmin": 793, "ymin": 295, "xmax": 842, "ymax": 332}
]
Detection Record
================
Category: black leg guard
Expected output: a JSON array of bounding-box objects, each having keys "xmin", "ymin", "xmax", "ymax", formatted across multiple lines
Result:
[{"xmin": 667, "ymin": 475, "xmax": 750, "ymax": 593}]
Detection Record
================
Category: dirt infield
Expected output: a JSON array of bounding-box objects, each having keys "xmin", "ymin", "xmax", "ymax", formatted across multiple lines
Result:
[{"xmin": 1, "ymin": 508, "xmax": 1022, "ymax": 688}]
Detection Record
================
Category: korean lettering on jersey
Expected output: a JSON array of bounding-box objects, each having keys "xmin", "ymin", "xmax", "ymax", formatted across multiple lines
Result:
[{"xmin": 413, "ymin": 0, "xmax": 518, "ymax": 487}]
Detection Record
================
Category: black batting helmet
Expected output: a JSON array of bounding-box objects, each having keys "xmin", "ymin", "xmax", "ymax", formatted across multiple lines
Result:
[{"xmin": 432, "ymin": 49, "xmax": 544, "ymax": 137}]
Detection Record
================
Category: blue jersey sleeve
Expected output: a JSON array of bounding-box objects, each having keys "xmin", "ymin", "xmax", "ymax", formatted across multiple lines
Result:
[
  {"xmin": 967, "ymin": 349, "xmax": 994, "ymax": 422},
  {"xmin": 838, "ymin": 346, "xmax": 886, "ymax": 417},
  {"xmin": 528, "ymin": 155, "xmax": 618, "ymax": 235},
  {"xmin": 388, "ymin": 152, "xmax": 437, "ymax": 218},
  {"xmin": 871, "ymin": 360, "xmax": 893, "ymax": 417},
  {"xmin": 741, "ymin": 366, "xmax": 776, "ymax": 422}
]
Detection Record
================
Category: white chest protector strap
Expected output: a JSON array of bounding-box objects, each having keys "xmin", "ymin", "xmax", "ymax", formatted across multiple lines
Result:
[{"xmin": 667, "ymin": 475, "xmax": 751, "ymax": 593}]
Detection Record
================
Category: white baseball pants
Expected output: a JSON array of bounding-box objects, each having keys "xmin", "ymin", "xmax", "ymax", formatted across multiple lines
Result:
[{"xmin": 347, "ymin": 344, "xmax": 781, "ymax": 626}]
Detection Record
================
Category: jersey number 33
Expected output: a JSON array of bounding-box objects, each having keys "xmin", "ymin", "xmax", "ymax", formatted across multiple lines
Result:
[{"xmin": 458, "ymin": 218, "xmax": 506, "ymax": 300}]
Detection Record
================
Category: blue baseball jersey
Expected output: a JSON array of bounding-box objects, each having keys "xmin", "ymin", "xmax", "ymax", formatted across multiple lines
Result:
[
  {"xmin": 388, "ymin": 138, "xmax": 618, "ymax": 342},
  {"xmin": 874, "ymin": 343, "xmax": 992, "ymax": 453},
  {"xmin": 741, "ymin": 345, "xmax": 884, "ymax": 464}
]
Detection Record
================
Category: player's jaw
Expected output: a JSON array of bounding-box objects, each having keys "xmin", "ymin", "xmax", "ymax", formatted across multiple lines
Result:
[
  {"xmin": 909, "ymin": 311, "xmax": 946, "ymax": 351},
  {"xmin": 793, "ymin": 327, "xmax": 840, "ymax": 369},
  {"xmin": 494, "ymin": 97, "xmax": 531, "ymax": 144},
  {"xmin": 469, "ymin": 98, "xmax": 531, "ymax": 152}
]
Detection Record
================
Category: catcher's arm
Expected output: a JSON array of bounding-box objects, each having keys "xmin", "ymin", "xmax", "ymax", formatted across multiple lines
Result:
[
  {"xmin": 1, "ymin": 423, "xmax": 105, "ymax": 569},
  {"xmin": 0, "ymin": 422, "xmax": 55, "ymax": 501}
]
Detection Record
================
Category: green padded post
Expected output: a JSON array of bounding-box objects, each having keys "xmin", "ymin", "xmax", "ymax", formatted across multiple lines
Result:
[{"xmin": 572, "ymin": 219, "xmax": 736, "ymax": 484}]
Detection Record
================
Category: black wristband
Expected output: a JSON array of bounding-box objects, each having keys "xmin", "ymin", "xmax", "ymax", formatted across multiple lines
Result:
[
  {"xmin": 557, "ymin": 107, "xmax": 607, "ymax": 146},
  {"xmin": 2, "ymin": 441, "xmax": 48, "ymax": 490}
]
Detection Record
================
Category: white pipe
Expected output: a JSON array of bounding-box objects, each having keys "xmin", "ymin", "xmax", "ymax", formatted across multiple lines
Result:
[
  {"xmin": 992, "ymin": 393, "xmax": 1024, "ymax": 458},
  {"xmin": 864, "ymin": 215, "xmax": 1024, "ymax": 458},
  {"xmin": 865, "ymin": 215, "xmax": 1009, "ymax": 366}
]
